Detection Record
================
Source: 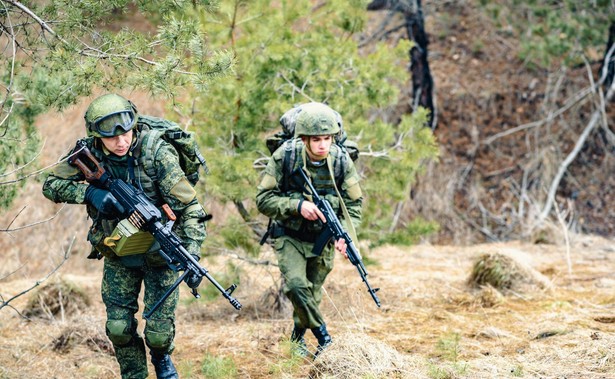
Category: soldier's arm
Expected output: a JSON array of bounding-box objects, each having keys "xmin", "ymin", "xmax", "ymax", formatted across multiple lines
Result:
[
  {"xmin": 42, "ymin": 158, "xmax": 89, "ymax": 204},
  {"xmin": 255, "ymin": 151, "xmax": 301, "ymax": 221},
  {"xmin": 154, "ymin": 142, "xmax": 207, "ymax": 257},
  {"xmin": 340, "ymin": 159, "xmax": 363, "ymax": 230}
]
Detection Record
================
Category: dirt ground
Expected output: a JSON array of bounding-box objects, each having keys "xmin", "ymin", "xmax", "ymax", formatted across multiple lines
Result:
[{"xmin": 1, "ymin": 234, "xmax": 614, "ymax": 379}]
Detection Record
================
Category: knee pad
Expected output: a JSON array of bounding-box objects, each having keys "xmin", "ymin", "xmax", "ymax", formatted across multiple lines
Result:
[
  {"xmin": 106, "ymin": 318, "xmax": 136, "ymax": 346},
  {"xmin": 145, "ymin": 318, "xmax": 175, "ymax": 351}
]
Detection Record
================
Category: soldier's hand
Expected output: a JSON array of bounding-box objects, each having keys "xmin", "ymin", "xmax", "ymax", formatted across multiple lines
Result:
[
  {"xmin": 335, "ymin": 238, "xmax": 348, "ymax": 258},
  {"xmin": 299, "ymin": 201, "xmax": 326, "ymax": 222},
  {"xmin": 84, "ymin": 186, "xmax": 125, "ymax": 218}
]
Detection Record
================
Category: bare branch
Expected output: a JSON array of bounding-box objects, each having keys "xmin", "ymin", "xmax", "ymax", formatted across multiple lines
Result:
[
  {"xmin": 482, "ymin": 85, "xmax": 594, "ymax": 145},
  {"xmin": 537, "ymin": 111, "xmax": 600, "ymax": 224},
  {"xmin": 0, "ymin": 236, "xmax": 74, "ymax": 316},
  {"xmin": 0, "ymin": 142, "xmax": 79, "ymax": 185},
  {"xmin": 1, "ymin": 204, "xmax": 67, "ymax": 234}
]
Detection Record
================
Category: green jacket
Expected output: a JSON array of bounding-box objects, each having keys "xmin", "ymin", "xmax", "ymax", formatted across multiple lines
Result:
[
  {"xmin": 42, "ymin": 122, "xmax": 206, "ymax": 260},
  {"xmin": 256, "ymin": 139, "xmax": 362, "ymax": 239}
]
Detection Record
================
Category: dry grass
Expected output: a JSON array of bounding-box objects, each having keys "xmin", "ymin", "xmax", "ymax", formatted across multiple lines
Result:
[
  {"xmin": 22, "ymin": 278, "xmax": 91, "ymax": 320},
  {"xmin": 310, "ymin": 332, "xmax": 413, "ymax": 378},
  {"xmin": 467, "ymin": 251, "xmax": 553, "ymax": 292},
  {"xmin": 2, "ymin": 236, "xmax": 615, "ymax": 378}
]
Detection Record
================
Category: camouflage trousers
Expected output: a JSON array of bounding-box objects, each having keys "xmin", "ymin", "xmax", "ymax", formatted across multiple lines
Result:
[
  {"xmin": 274, "ymin": 235, "xmax": 335, "ymax": 329},
  {"xmin": 102, "ymin": 256, "xmax": 179, "ymax": 379}
]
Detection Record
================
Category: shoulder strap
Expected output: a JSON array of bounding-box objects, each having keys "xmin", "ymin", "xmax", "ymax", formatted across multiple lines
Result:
[
  {"xmin": 326, "ymin": 155, "xmax": 361, "ymax": 259},
  {"xmin": 133, "ymin": 128, "xmax": 165, "ymax": 179},
  {"xmin": 332, "ymin": 144, "xmax": 347, "ymax": 188},
  {"xmin": 281, "ymin": 138, "xmax": 299, "ymax": 192}
]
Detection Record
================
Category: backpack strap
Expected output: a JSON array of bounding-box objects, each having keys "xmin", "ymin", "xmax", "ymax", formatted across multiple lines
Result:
[
  {"xmin": 282, "ymin": 138, "xmax": 347, "ymax": 191},
  {"xmin": 326, "ymin": 155, "xmax": 361, "ymax": 259},
  {"xmin": 132, "ymin": 128, "xmax": 165, "ymax": 195},
  {"xmin": 281, "ymin": 138, "xmax": 299, "ymax": 192}
]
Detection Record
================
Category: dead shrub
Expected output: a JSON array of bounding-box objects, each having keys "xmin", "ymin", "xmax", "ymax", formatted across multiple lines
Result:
[
  {"xmin": 309, "ymin": 332, "xmax": 407, "ymax": 379},
  {"xmin": 467, "ymin": 251, "xmax": 552, "ymax": 292},
  {"xmin": 52, "ymin": 322, "xmax": 113, "ymax": 355},
  {"xmin": 23, "ymin": 278, "xmax": 90, "ymax": 320}
]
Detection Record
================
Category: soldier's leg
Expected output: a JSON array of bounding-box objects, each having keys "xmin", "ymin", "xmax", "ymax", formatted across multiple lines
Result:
[
  {"xmin": 275, "ymin": 236, "xmax": 324, "ymax": 328},
  {"xmin": 143, "ymin": 265, "xmax": 179, "ymax": 379},
  {"xmin": 306, "ymin": 245, "xmax": 335, "ymax": 310},
  {"xmin": 102, "ymin": 258, "xmax": 148, "ymax": 379},
  {"xmin": 306, "ymin": 245, "xmax": 335, "ymax": 355},
  {"xmin": 143, "ymin": 265, "xmax": 179, "ymax": 353}
]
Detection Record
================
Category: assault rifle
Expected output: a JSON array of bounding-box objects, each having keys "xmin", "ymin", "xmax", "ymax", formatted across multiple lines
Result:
[
  {"xmin": 295, "ymin": 167, "xmax": 381, "ymax": 308},
  {"xmin": 68, "ymin": 140, "xmax": 242, "ymax": 319}
]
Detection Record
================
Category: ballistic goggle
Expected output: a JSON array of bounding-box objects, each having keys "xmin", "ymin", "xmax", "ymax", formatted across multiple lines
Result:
[{"xmin": 91, "ymin": 111, "xmax": 136, "ymax": 137}]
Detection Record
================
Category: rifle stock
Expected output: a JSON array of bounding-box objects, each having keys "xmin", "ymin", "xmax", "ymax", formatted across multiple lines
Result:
[
  {"xmin": 68, "ymin": 140, "xmax": 242, "ymax": 318},
  {"xmin": 295, "ymin": 167, "xmax": 381, "ymax": 308}
]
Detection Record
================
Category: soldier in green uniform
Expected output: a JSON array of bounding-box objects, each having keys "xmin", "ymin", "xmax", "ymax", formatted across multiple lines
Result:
[
  {"xmin": 43, "ymin": 94, "xmax": 208, "ymax": 379},
  {"xmin": 256, "ymin": 102, "xmax": 363, "ymax": 357}
]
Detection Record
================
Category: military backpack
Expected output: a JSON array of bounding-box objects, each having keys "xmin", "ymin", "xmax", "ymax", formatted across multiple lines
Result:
[{"xmin": 265, "ymin": 104, "xmax": 359, "ymax": 191}]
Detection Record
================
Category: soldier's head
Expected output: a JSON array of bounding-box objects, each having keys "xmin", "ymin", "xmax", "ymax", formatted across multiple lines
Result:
[
  {"xmin": 294, "ymin": 102, "xmax": 340, "ymax": 161},
  {"xmin": 84, "ymin": 94, "xmax": 138, "ymax": 156}
]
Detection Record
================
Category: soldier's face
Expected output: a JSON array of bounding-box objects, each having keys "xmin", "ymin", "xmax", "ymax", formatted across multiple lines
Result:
[
  {"xmin": 304, "ymin": 135, "xmax": 333, "ymax": 161},
  {"xmin": 100, "ymin": 130, "xmax": 133, "ymax": 157}
]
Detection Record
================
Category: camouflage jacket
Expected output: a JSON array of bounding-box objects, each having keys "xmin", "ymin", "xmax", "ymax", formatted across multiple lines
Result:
[
  {"xmin": 42, "ymin": 122, "xmax": 207, "ymax": 260},
  {"xmin": 256, "ymin": 139, "xmax": 363, "ymax": 238}
]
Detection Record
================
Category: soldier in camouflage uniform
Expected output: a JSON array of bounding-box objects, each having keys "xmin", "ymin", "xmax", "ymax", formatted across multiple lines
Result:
[
  {"xmin": 256, "ymin": 102, "xmax": 363, "ymax": 357},
  {"xmin": 42, "ymin": 94, "xmax": 208, "ymax": 379}
]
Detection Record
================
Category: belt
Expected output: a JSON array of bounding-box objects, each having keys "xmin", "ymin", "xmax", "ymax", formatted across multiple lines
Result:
[{"xmin": 280, "ymin": 226, "xmax": 319, "ymax": 243}]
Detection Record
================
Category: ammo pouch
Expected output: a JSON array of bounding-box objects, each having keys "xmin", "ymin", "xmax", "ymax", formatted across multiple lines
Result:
[{"xmin": 103, "ymin": 219, "xmax": 155, "ymax": 256}]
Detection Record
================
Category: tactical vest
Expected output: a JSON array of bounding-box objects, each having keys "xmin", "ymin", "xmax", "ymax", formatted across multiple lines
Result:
[
  {"xmin": 279, "ymin": 141, "xmax": 350, "ymax": 235},
  {"xmin": 280, "ymin": 138, "xmax": 349, "ymax": 193}
]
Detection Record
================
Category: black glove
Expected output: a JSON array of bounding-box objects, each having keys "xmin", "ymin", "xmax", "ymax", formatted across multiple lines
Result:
[
  {"xmin": 184, "ymin": 254, "xmax": 202, "ymax": 288},
  {"xmin": 84, "ymin": 186, "xmax": 125, "ymax": 218},
  {"xmin": 184, "ymin": 271, "xmax": 202, "ymax": 289}
]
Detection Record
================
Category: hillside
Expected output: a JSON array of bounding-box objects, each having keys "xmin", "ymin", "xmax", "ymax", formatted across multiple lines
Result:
[{"xmin": 1, "ymin": 2, "xmax": 614, "ymax": 379}]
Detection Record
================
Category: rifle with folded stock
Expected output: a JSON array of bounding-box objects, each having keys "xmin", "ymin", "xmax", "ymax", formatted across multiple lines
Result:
[
  {"xmin": 68, "ymin": 140, "xmax": 242, "ymax": 319},
  {"xmin": 295, "ymin": 167, "xmax": 381, "ymax": 307}
]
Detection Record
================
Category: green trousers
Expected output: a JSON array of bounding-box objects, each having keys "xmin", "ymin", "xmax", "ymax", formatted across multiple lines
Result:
[
  {"xmin": 274, "ymin": 235, "xmax": 335, "ymax": 329},
  {"xmin": 102, "ymin": 256, "xmax": 179, "ymax": 379}
]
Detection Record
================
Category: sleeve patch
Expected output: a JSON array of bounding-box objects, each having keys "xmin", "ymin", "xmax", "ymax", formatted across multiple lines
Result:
[
  {"xmin": 346, "ymin": 182, "xmax": 362, "ymax": 200},
  {"xmin": 169, "ymin": 177, "xmax": 197, "ymax": 204},
  {"xmin": 259, "ymin": 173, "xmax": 277, "ymax": 190}
]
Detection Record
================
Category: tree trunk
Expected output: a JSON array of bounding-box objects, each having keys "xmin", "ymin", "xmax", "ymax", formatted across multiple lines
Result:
[
  {"xmin": 367, "ymin": 0, "xmax": 436, "ymax": 129},
  {"xmin": 405, "ymin": 0, "xmax": 435, "ymax": 129},
  {"xmin": 600, "ymin": 21, "xmax": 615, "ymax": 92}
]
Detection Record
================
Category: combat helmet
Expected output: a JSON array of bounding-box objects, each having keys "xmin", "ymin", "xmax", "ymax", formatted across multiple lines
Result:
[
  {"xmin": 84, "ymin": 94, "xmax": 138, "ymax": 138},
  {"xmin": 294, "ymin": 102, "xmax": 341, "ymax": 138}
]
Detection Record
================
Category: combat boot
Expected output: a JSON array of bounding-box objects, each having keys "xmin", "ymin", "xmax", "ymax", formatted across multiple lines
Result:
[
  {"xmin": 290, "ymin": 325, "xmax": 310, "ymax": 358},
  {"xmin": 150, "ymin": 351, "xmax": 179, "ymax": 379},
  {"xmin": 311, "ymin": 324, "xmax": 332, "ymax": 358}
]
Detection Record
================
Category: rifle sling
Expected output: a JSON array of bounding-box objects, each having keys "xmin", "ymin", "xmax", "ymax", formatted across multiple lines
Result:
[{"xmin": 325, "ymin": 154, "xmax": 361, "ymax": 259}]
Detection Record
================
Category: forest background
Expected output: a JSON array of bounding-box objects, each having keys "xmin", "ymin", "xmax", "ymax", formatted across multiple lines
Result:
[{"xmin": 1, "ymin": 1, "xmax": 614, "ymax": 378}]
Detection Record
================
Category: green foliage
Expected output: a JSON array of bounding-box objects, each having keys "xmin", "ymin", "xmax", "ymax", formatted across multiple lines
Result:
[
  {"xmin": 200, "ymin": 353, "xmax": 238, "ymax": 379},
  {"xmin": 372, "ymin": 217, "xmax": 439, "ymax": 247},
  {"xmin": 435, "ymin": 333, "xmax": 462, "ymax": 362},
  {"xmin": 268, "ymin": 339, "xmax": 305, "ymax": 375},
  {"xmin": 479, "ymin": 0, "xmax": 612, "ymax": 68},
  {"xmin": 0, "ymin": 88, "xmax": 42, "ymax": 208},
  {"xmin": 2, "ymin": 0, "xmax": 439, "ymax": 245},
  {"xmin": 185, "ymin": 1, "xmax": 437, "ymax": 243},
  {"xmin": 1, "ymin": 0, "xmax": 233, "ymax": 210},
  {"xmin": 427, "ymin": 332, "xmax": 469, "ymax": 379},
  {"xmin": 217, "ymin": 216, "xmax": 261, "ymax": 257}
]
